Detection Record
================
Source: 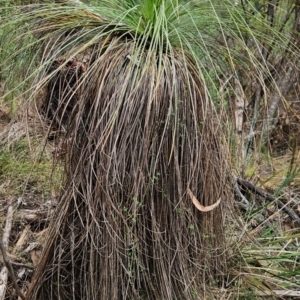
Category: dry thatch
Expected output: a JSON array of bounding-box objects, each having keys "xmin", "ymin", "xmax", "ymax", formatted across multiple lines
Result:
[{"xmin": 25, "ymin": 35, "xmax": 234, "ymax": 299}]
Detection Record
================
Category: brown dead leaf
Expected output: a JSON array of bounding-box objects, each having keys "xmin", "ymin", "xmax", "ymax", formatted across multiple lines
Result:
[
  {"xmin": 187, "ymin": 188, "xmax": 221, "ymax": 212},
  {"xmin": 13, "ymin": 225, "xmax": 32, "ymax": 255},
  {"xmin": 30, "ymin": 250, "xmax": 41, "ymax": 267}
]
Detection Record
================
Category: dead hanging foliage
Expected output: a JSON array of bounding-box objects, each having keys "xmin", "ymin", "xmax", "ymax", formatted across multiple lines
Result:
[{"xmin": 26, "ymin": 36, "xmax": 234, "ymax": 300}]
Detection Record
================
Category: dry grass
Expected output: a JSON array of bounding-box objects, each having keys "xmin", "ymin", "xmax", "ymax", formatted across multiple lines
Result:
[{"xmin": 24, "ymin": 35, "xmax": 235, "ymax": 299}]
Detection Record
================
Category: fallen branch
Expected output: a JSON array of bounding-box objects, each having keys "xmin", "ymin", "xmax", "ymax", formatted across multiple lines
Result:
[
  {"xmin": 14, "ymin": 208, "xmax": 54, "ymax": 223},
  {"xmin": 0, "ymin": 252, "xmax": 34, "ymax": 270},
  {"xmin": 237, "ymin": 178, "xmax": 300, "ymax": 226},
  {"xmin": 8, "ymin": 261, "xmax": 33, "ymax": 270},
  {"xmin": 233, "ymin": 176, "xmax": 251, "ymax": 210},
  {"xmin": 0, "ymin": 240, "xmax": 25, "ymax": 300},
  {"xmin": 0, "ymin": 205, "xmax": 13, "ymax": 300},
  {"xmin": 230, "ymin": 289, "xmax": 300, "ymax": 297},
  {"xmin": 254, "ymin": 290, "xmax": 300, "ymax": 297},
  {"xmin": 0, "ymin": 206, "xmax": 25, "ymax": 300}
]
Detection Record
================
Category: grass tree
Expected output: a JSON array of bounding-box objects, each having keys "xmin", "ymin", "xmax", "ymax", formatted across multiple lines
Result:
[
  {"xmin": 10, "ymin": 1, "xmax": 233, "ymax": 299},
  {"xmin": 2, "ymin": 0, "xmax": 298, "ymax": 299},
  {"xmin": 32, "ymin": 1, "xmax": 233, "ymax": 298}
]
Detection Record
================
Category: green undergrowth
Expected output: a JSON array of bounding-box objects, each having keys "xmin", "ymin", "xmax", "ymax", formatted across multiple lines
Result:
[
  {"xmin": 231, "ymin": 146, "xmax": 300, "ymax": 298},
  {"xmin": 233, "ymin": 229, "xmax": 300, "ymax": 299},
  {"xmin": 0, "ymin": 134, "xmax": 62, "ymax": 197}
]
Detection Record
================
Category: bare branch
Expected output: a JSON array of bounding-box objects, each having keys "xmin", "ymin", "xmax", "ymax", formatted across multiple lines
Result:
[{"xmin": 237, "ymin": 178, "xmax": 300, "ymax": 226}]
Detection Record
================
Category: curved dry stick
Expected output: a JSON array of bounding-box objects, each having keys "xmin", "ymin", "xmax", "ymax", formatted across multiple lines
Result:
[{"xmin": 187, "ymin": 188, "xmax": 221, "ymax": 212}]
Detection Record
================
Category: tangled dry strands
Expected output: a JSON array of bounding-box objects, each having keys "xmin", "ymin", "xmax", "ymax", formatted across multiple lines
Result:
[{"xmin": 27, "ymin": 38, "xmax": 233, "ymax": 299}]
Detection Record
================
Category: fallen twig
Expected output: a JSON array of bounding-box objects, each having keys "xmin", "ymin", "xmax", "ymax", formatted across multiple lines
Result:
[
  {"xmin": 254, "ymin": 289, "xmax": 300, "ymax": 297},
  {"xmin": 11, "ymin": 208, "xmax": 54, "ymax": 223},
  {"xmin": 0, "ymin": 205, "xmax": 13, "ymax": 300},
  {"xmin": 229, "ymin": 288, "xmax": 300, "ymax": 297},
  {"xmin": 0, "ymin": 241, "xmax": 26, "ymax": 300},
  {"xmin": 237, "ymin": 178, "xmax": 300, "ymax": 226},
  {"xmin": 0, "ymin": 252, "xmax": 34, "ymax": 270},
  {"xmin": 0, "ymin": 206, "xmax": 25, "ymax": 300},
  {"xmin": 233, "ymin": 175, "xmax": 251, "ymax": 210}
]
